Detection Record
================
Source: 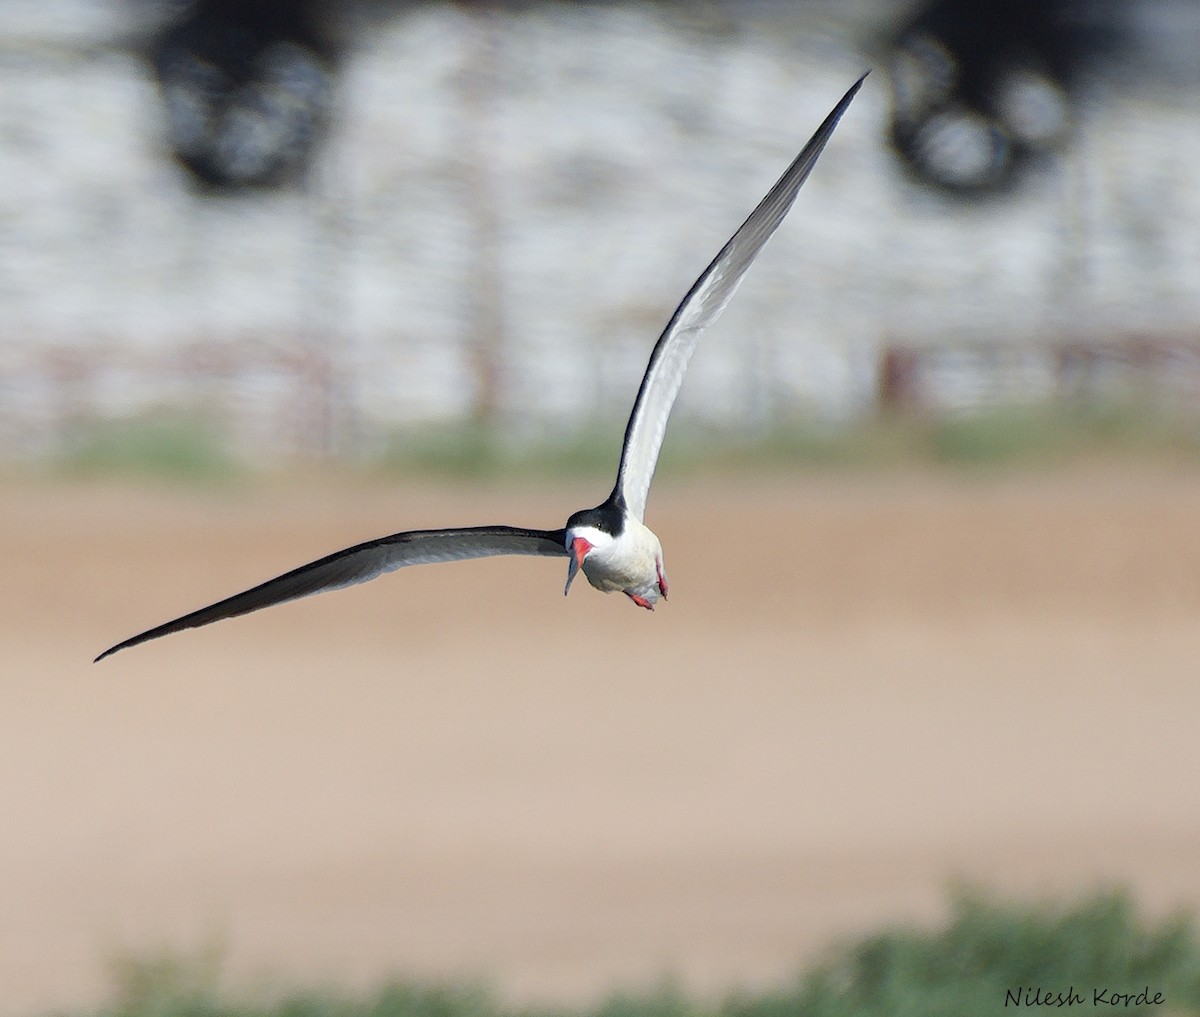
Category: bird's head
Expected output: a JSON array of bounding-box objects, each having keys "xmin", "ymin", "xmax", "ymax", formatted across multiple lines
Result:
[{"xmin": 562, "ymin": 512, "xmax": 618, "ymax": 597}]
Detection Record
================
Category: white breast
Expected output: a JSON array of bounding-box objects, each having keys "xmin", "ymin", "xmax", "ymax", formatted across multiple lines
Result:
[{"xmin": 582, "ymin": 516, "xmax": 665, "ymax": 603}]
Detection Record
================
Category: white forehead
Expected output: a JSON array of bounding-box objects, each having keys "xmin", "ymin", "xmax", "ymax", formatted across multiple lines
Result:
[{"xmin": 565, "ymin": 524, "xmax": 614, "ymax": 548}]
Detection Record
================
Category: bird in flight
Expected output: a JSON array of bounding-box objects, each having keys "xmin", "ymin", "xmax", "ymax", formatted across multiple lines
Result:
[{"xmin": 95, "ymin": 74, "xmax": 865, "ymax": 662}]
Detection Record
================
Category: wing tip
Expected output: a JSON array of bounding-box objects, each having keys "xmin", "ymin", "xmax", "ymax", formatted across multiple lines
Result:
[
  {"xmin": 838, "ymin": 70, "xmax": 871, "ymax": 113},
  {"xmin": 93, "ymin": 640, "xmax": 130, "ymax": 663},
  {"xmin": 94, "ymin": 624, "xmax": 173, "ymax": 662}
]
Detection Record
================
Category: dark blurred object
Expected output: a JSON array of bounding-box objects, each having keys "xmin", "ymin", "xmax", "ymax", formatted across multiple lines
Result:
[
  {"xmin": 878, "ymin": 344, "xmax": 922, "ymax": 414},
  {"xmin": 885, "ymin": 0, "xmax": 1123, "ymax": 195},
  {"xmin": 151, "ymin": 0, "xmax": 337, "ymax": 189}
]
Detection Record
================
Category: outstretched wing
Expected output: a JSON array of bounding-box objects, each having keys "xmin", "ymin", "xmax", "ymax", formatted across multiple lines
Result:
[
  {"xmin": 613, "ymin": 73, "xmax": 866, "ymax": 521},
  {"xmin": 95, "ymin": 524, "xmax": 567, "ymax": 661}
]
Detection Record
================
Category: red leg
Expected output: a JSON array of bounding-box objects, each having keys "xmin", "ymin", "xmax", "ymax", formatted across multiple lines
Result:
[
  {"xmin": 656, "ymin": 559, "xmax": 668, "ymax": 600},
  {"xmin": 625, "ymin": 591, "xmax": 655, "ymax": 610}
]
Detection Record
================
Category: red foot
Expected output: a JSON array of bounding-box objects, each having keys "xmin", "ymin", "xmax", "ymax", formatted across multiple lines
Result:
[{"xmin": 625, "ymin": 592, "xmax": 655, "ymax": 610}]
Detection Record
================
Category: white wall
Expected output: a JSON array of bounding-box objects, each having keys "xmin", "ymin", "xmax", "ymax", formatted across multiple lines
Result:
[{"xmin": 0, "ymin": 1, "xmax": 1197, "ymax": 456}]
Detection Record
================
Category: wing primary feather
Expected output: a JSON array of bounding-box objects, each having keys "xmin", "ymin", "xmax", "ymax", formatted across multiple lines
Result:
[
  {"xmin": 94, "ymin": 525, "xmax": 567, "ymax": 662},
  {"xmin": 613, "ymin": 72, "xmax": 868, "ymax": 521}
]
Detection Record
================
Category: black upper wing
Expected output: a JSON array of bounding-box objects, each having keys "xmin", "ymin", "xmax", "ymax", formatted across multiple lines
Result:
[{"xmin": 95, "ymin": 524, "xmax": 567, "ymax": 661}]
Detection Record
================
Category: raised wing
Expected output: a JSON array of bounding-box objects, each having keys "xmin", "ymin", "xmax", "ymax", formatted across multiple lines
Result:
[
  {"xmin": 95, "ymin": 525, "xmax": 567, "ymax": 661},
  {"xmin": 613, "ymin": 73, "xmax": 866, "ymax": 521}
]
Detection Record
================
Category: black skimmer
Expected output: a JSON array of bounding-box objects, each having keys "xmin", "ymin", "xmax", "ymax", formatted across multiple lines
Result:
[{"xmin": 95, "ymin": 74, "xmax": 865, "ymax": 662}]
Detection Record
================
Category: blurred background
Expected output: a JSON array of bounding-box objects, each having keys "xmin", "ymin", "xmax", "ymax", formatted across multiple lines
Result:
[
  {"xmin": 4, "ymin": 1, "xmax": 1200, "ymax": 1015},
  {"xmin": 3, "ymin": 0, "xmax": 1199, "ymax": 460}
]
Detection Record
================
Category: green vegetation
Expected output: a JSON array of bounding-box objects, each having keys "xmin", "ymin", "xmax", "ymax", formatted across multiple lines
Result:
[
  {"xmin": 723, "ymin": 401, "xmax": 1200, "ymax": 472},
  {"xmin": 35, "ymin": 399, "xmax": 1200, "ymax": 482},
  {"xmin": 922, "ymin": 400, "xmax": 1200, "ymax": 467},
  {"xmin": 83, "ymin": 890, "xmax": 1200, "ymax": 1017},
  {"xmin": 369, "ymin": 401, "xmax": 1200, "ymax": 482},
  {"xmin": 371, "ymin": 420, "xmax": 623, "ymax": 481},
  {"xmin": 774, "ymin": 889, "xmax": 1200, "ymax": 1017},
  {"xmin": 56, "ymin": 411, "xmax": 242, "ymax": 482}
]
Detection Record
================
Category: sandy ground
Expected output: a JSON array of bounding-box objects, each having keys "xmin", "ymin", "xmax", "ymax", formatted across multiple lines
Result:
[{"xmin": 5, "ymin": 466, "xmax": 1200, "ymax": 1014}]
